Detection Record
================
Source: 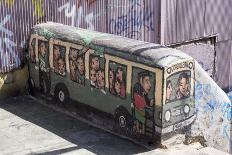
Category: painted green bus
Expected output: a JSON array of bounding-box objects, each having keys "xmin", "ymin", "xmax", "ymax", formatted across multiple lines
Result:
[{"xmin": 28, "ymin": 22, "xmax": 195, "ymax": 140}]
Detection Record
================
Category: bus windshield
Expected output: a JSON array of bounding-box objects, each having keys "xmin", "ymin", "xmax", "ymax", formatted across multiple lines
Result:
[{"xmin": 165, "ymin": 71, "xmax": 191, "ymax": 103}]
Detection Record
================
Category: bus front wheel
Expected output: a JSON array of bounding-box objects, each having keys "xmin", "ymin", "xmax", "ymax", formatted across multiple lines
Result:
[{"xmin": 54, "ymin": 83, "xmax": 70, "ymax": 105}]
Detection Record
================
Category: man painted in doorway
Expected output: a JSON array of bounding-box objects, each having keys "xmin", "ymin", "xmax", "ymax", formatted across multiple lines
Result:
[
  {"xmin": 133, "ymin": 71, "xmax": 153, "ymax": 134},
  {"xmin": 38, "ymin": 41, "xmax": 50, "ymax": 95}
]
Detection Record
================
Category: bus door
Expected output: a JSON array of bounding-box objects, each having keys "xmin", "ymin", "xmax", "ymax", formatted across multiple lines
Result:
[
  {"xmin": 37, "ymin": 40, "xmax": 51, "ymax": 95},
  {"xmin": 131, "ymin": 67, "xmax": 156, "ymax": 136},
  {"xmin": 29, "ymin": 37, "xmax": 40, "ymax": 90}
]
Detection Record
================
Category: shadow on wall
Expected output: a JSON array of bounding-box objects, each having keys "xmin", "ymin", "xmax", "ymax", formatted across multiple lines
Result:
[{"xmin": 0, "ymin": 65, "xmax": 28, "ymax": 100}]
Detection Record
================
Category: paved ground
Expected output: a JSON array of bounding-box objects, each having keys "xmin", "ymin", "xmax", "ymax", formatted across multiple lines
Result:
[
  {"xmin": 0, "ymin": 96, "xmax": 230, "ymax": 155},
  {"xmin": 0, "ymin": 96, "xmax": 147, "ymax": 155}
]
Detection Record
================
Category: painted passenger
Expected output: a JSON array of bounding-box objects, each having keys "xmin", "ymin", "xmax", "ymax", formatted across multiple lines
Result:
[
  {"xmin": 176, "ymin": 72, "xmax": 190, "ymax": 99},
  {"xmin": 90, "ymin": 68, "xmax": 97, "ymax": 88},
  {"xmin": 38, "ymin": 42, "xmax": 50, "ymax": 94},
  {"xmin": 115, "ymin": 67, "xmax": 126, "ymax": 98},
  {"xmin": 96, "ymin": 69, "xmax": 105, "ymax": 91},
  {"xmin": 166, "ymin": 80, "xmax": 173, "ymax": 103},
  {"xmin": 90, "ymin": 56, "xmax": 100, "ymax": 71},
  {"xmin": 109, "ymin": 69, "xmax": 116, "ymax": 95},
  {"xmin": 69, "ymin": 48, "xmax": 78, "ymax": 81},
  {"xmin": 69, "ymin": 48, "xmax": 78, "ymax": 61},
  {"xmin": 57, "ymin": 57, "xmax": 66, "ymax": 76},
  {"xmin": 53, "ymin": 45, "xmax": 61, "ymax": 72},
  {"xmin": 69, "ymin": 60, "xmax": 77, "ymax": 81},
  {"xmin": 114, "ymin": 78, "xmax": 121, "ymax": 97},
  {"xmin": 133, "ymin": 71, "xmax": 153, "ymax": 133},
  {"xmin": 76, "ymin": 56, "xmax": 85, "ymax": 84}
]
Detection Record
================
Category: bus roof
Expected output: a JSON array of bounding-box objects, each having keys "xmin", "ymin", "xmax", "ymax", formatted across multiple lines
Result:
[{"xmin": 33, "ymin": 22, "xmax": 193, "ymax": 68}]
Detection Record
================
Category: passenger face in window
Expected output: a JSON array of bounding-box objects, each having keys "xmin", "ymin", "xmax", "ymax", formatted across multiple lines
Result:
[
  {"xmin": 70, "ymin": 61, "xmax": 77, "ymax": 81},
  {"xmin": 116, "ymin": 67, "xmax": 123, "ymax": 82},
  {"xmin": 97, "ymin": 69, "xmax": 105, "ymax": 89},
  {"xmin": 58, "ymin": 58, "xmax": 65, "ymax": 75},
  {"xmin": 166, "ymin": 80, "xmax": 173, "ymax": 102},
  {"xmin": 70, "ymin": 48, "xmax": 78, "ymax": 61},
  {"xmin": 77, "ymin": 56, "xmax": 84, "ymax": 75},
  {"xmin": 176, "ymin": 73, "xmax": 190, "ymax": 99},
  {"xmin": 115, "ymin": 78, "xmax": 121, "ymax": 95},
  {"xmin": 179, "ymin": 78, "xmax": 188, "ymax": 94},
  {"xmin": 53, "ymin": 45, "xmax": 61, "ymax": 61},
  {"xmin": 91, "ymin": 57, "xmax": 100, "ymax": 71},
  {"xmin": 90, "ymin": 69, "xmax": 97, "ymax": 85},
  {"xmin": 109, "ymin": 69, "xmax": 115, "ymax": 94},
  {"xmin": 140, "ymin": 75, "xmax": 151, "ymax": 94},
  {"xmin": 109, "ymin": 70, "xmax": 114, "ymax": 87}
]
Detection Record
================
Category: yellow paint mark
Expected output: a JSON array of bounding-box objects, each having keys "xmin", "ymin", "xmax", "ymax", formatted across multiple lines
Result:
[
  {"xmin": 32, "ymin": 0, "xmax": 44, "ymax": 18},
  {"xmin": 0, "ymin": 0, "xmax": 15, "ymax": 7}
]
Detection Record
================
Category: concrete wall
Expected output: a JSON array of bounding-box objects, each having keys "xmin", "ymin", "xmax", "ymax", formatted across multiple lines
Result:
[
  {"xmin": 192, "ymin": 62, "xmax": 231, "ymax": 153},
  {"xmin": 0, "ymin": 65, "xmax": 28, "ymax": 100}
]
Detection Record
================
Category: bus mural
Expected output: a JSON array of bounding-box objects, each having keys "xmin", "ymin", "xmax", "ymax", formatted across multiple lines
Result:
[{"xmin": 28, "ymin": 22, "xmax": 196, "ymax": 145}]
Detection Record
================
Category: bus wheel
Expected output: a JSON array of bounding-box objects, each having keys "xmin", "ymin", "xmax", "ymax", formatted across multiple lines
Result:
[
  {"xmin": 54, "ymin": 83, "xmax": 70, "ymax": 105},
  {"xmin": 114, "ymin": 107, "xmax": 132, "ymax": 132}
]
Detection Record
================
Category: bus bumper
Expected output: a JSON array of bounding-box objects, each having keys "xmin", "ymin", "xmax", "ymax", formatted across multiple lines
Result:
[{"xmin": 155, "ymin": 114, "xmax": 196, "ymax": 134}]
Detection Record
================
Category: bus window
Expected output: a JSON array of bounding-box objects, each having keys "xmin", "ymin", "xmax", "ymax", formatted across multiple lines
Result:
[
  {"xmin": 30, "ymin": 38, "xmax": 36, "ymax": 63},
  {"xmin": 53, "ymin": 44, "xmax": 66, "ymax": 76},
  {"xmin": 69, "ymin": 47, "xmax": 85, "ymax": 85},
  {"xmin": 89, "ymin": 54, "xmax": 105, "ymax": 92},
  {"xmin": 108, "ymin": 61, "xmax": 126, "ymax": 99},
  {"xmin": 166, "ymin": 71, "xmax": 191, "ymax": 103}
]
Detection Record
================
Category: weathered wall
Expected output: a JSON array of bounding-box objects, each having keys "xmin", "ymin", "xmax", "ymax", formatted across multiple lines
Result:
[
  {"xmin": 161, "ymin": 0, "xmax": 232, "ymax": 92},
  {"xmin": 191, "ymin": 62, "xmax": 231, "ymax": 153},
  {"xmin": 170, "ymin": 39, "xmax": 215, "ymax": 78},
  {"xmin": 0, "ymin": 65, "xmax": 28, "ymax": 99}
]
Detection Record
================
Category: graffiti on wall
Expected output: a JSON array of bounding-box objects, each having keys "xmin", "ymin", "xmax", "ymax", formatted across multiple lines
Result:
[
  {"xmin": 194, "ymin": 81, "xmax": 232, "ymax": 147},
  {"xmin": 58, "ymin": 0, "xmax": 96, "ymax": 30},
  {"xmin": 0, "ymin": 15, "xmax": 21, "ymax": 70},
  {"xmin": 109, "ymin": 0, "xmax": 155, "ymax": 40},
  {"xmin": 31, "ymin": 0, "xmax": 44, "ymax": 18}
]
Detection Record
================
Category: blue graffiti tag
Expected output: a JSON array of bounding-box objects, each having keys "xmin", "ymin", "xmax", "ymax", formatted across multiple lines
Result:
[
  {"xmin": 0, "ymin": 15, "xmax": 21, "ymax": 70},
  {"xmin": 109, "ymin": 0, "xmax": 154, "ymax": 39},
  {"xmin": 221, "ymin": 102, "xmax": 232, "ymax": 121}
]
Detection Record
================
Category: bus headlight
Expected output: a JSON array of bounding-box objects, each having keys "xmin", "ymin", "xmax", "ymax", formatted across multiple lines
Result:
[
  {"xmin": 184, "ymin": 105, "xmax": 190, "ymax": 114},
  {"xmin": 165, "ymin": 110, "xmax": 171, "ymax": 122}
]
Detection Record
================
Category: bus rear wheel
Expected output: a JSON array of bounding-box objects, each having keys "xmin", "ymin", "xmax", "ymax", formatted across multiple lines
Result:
[
  {"xmin": 114, "ymin": 107, "xmax": 133, "ymax": 133},
  {"xmin": 54, "ymin": 83, "xmax": 70, "ymax": 105},
  {"xmin": 28, "ymin": 77, "xmax": 35, "ymax": 95}
]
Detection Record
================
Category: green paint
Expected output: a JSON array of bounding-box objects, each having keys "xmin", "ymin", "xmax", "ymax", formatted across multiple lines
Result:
[
  {"xmin": 77, "ymin": 29, "xmax": 106, "ymax": 45},
  {"xmin": 38, "ymin": 28, "xmax": 54, "ymax": 40},
  {"xmin": 94, "ymin": 46, "xmax": 104, "ymax": 56}
]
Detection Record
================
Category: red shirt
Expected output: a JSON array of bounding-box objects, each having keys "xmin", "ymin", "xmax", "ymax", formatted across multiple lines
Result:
[{"xmin": 134, "ymin": 92, "xmax": 146, "ymax": 110}]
